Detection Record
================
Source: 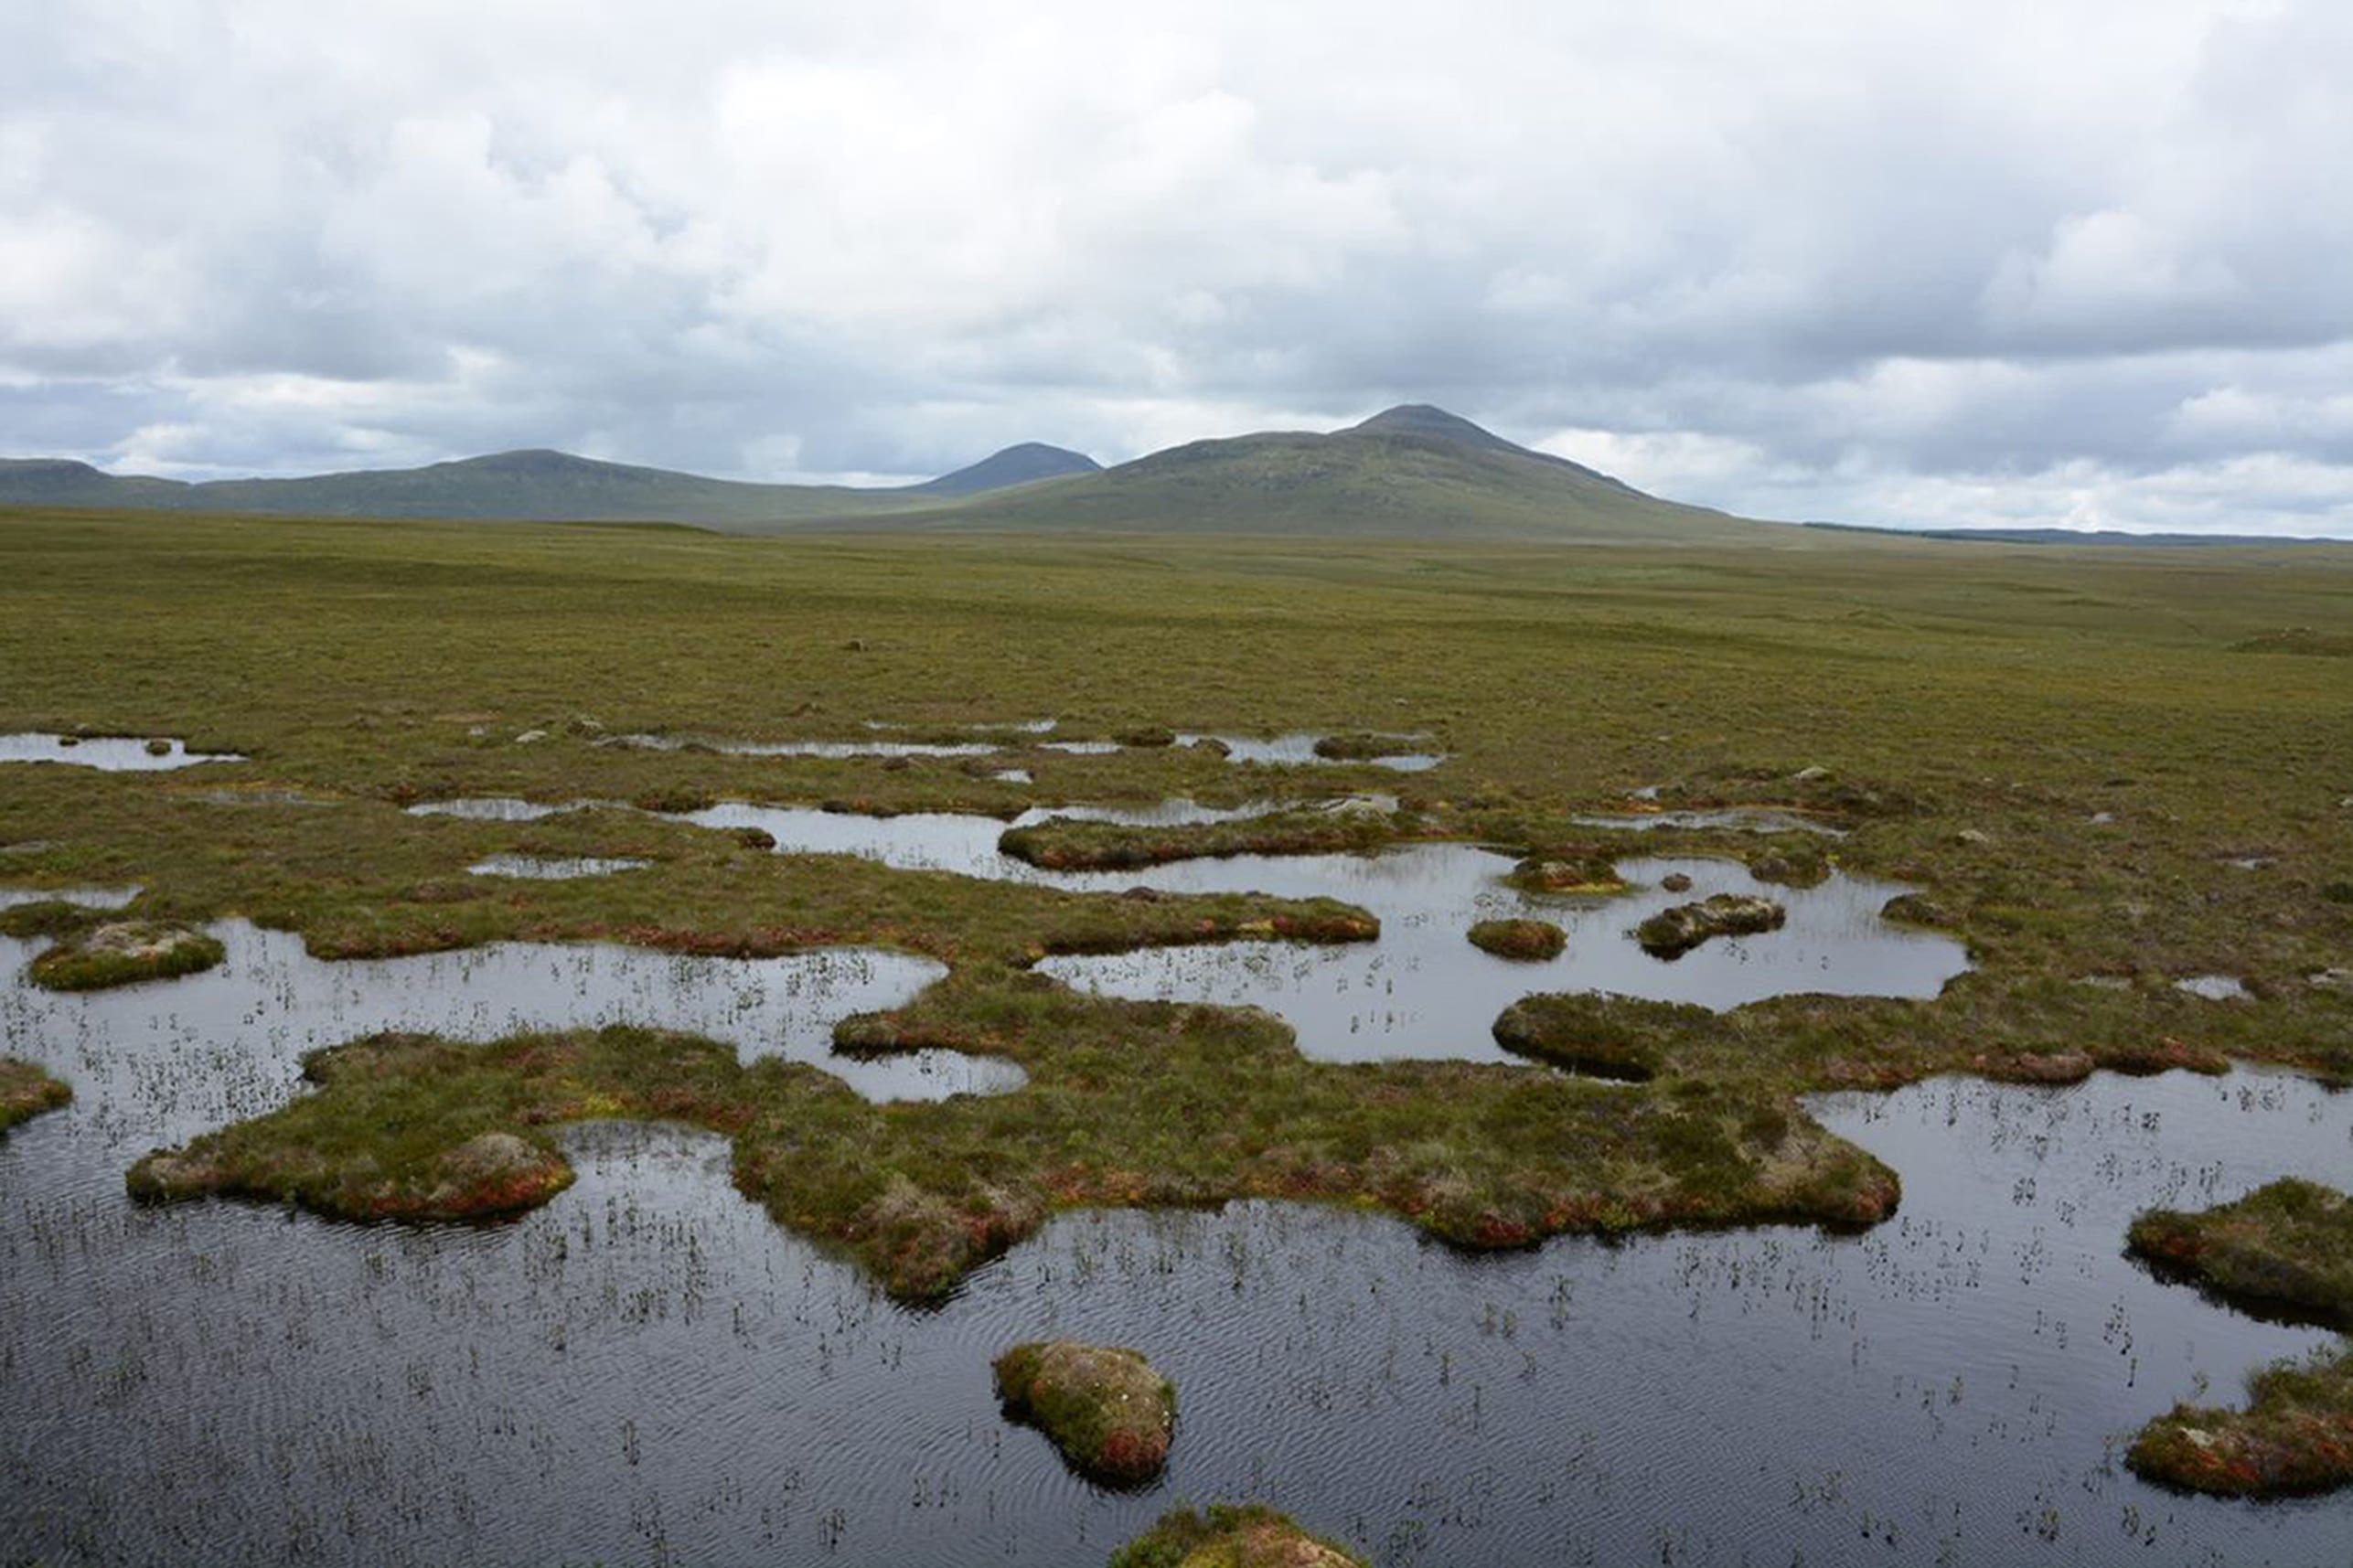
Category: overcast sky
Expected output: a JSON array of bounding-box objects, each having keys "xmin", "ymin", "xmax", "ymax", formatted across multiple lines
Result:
[{"xmin": 5, "ymin": 1, "xmax": 2351, "ymax": 534}]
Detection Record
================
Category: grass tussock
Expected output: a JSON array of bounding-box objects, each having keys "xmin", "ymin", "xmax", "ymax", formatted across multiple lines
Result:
[
  {"xmin": 0, "ymin": 1059, "xmax": 71, "ymax": 1132},
  {"xmin": 1108, "ymin": 1503, "xmax": 1367, "ymax": 1568},
  {"xmin": 993, "ymin": 1339, "xmax": 1176, "ymax": 1485},
  {"xmin": 2128, "ymin": 1347, "xmax": 2353, "ymax": 1498}
]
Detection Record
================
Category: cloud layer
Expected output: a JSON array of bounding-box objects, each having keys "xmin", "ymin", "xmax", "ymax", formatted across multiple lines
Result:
[{"xmin": 5, "ymin": 0, "xmax": 2350, "ymax": 533}]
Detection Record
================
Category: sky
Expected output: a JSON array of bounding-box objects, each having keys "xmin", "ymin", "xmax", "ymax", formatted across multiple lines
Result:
[{"xmin": 5, "ymin": 0, "xmax": 2351, "ymax": 536}]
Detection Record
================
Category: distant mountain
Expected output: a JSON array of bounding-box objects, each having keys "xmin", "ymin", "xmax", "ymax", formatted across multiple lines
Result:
[
  {"xmin": 2, "ymin": 408, "xmax": 1768, "ymax": 542},
  {"xmin": 861, "ymin": 403, "xmax": 1759, "ymax": 542},
  {"xmin": 0, "ymin": 443, "xmax": 1096, "ymax": 526},
  {"xmin": 906, "ymin": 443, "xmax": 1099, "ymax": 496}
]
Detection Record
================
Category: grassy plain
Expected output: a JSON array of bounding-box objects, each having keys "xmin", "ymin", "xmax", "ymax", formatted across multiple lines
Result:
[{"xmin": 3, "ymin": 506, "xmax": 2351, "ymax": 1301}]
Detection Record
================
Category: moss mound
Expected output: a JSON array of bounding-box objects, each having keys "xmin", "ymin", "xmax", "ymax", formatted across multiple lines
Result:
[
  {"xmin": 1109, "ymin": 1504, "xmax": 1366, "ymax": 1568},
  {"xmin": 1000, "ymin": 810, "xmax": 1392, "ymax": 872},
  {"xmin": 2129, "ymin": 1347, "xmax": 2353, "ymax": 1498},
  {"xmin": 993, "ymin": 1339, "xmax": 1176, "ymax": 1485},
  {"xmin": 1504, "ymin": 846, "xmax": 1627, "ymax": 895},
  {"xmin": 2123, "ymin": 1180, "xmax": 2353, "ymax": 1498},
  {"xmin": 1310, "ymin": 732, "xmax": 1405, "ymax": 762},
  {"xmin": 1492, "ymin": 992, "xmax": 1685, "ymax": 1081},
  {"xmin": 1635, "ymin": 894, "xmax": 1785, "ymax": 958},
  {"xmin": 0, "ymin": 899, "xmax": 102, "ymax": 940},
  {"xmin": 1466, "ymin": 917, "xmax": 1566, "ymax": 961},
  {"xmin": 28, "ymin": 919, "xmax": 225, "ymax": 991},
  {"xmin": 2127, "ymin": 1179, "xmax": 2353, "ymax": 1328},
  {"xmin": 0, "ymin": 1059, "xmax": 71, "ymax": 1133}
]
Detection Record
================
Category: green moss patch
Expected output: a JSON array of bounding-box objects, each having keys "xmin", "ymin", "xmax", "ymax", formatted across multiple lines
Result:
[
  {"xmin": 1109, "ymin": 1503, "xmax": 1366, "ymax": 1568},
  {"xmin": 1310, "ymin": 732, "xmax": 1410, "ymax": 762},
  {"xmin": 0, "ymin": 1059, "xmax": 71, "ymax": 1132},
  {"xmin": 1466, "ymin": 918, "xmax": 1566, "ymax": 961},
  {"xmin": 0, "ymin": 899, "xmax": 102, "ymax": 940},
  {"xmin": 1504, "ymin": 846, "xmax": 1628, "ymax": 895},
  {"xmin": 28, "ymin": 919, "xmax": 225, "ymax": 991},
  {"xmin": 993, "ymin": 1339, "xmax": 1176, "ymax": 1485}
]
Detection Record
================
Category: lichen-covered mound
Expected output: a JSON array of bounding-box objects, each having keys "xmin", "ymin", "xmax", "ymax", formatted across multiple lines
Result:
[
  {"xmin": 1466, "ymin": 918, "xmax": 1566, "ymax": 961},
  {"xmin": 1108, "ymin": 1503, "xmax": 1366, "ymax": 1567},
  {"xmin": 27, "ymin": 919, "xmax": 225, "ymax": 991},
  {"xmin": 993, "ymin": 1339, "xmax": 1176, "ymax": 1485},
  {"xmin": 0, "ymin": 1059, "xmax": 71, "ymax": 1132},
  {"xmin": 2124, "ymin": 1179, "xmax": 2353, "ymax": 1498},
  {"xmin": 1635, "ymin": 893, "xmax": 1785, "ymax": 957}
]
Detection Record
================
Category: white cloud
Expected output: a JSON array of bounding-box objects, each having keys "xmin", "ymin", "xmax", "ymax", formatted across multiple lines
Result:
[{"xmin": 1, "ymin": 0, "xmax": 2349, "ymax": 529}]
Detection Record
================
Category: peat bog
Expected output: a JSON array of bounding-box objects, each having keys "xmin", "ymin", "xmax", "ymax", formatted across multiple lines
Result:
[{"xmin": 2, "ymin": 513, "xmax": 2351, "ymax": 1563}]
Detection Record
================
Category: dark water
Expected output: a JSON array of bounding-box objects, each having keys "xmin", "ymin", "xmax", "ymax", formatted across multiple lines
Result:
[
  {"xmin": 2, "ymin": 1022, "xmax": 2347, "ymax": 1565},
  {"xmin": 0, "ymin": 734, "xmax": 245, "ymax": 772}
]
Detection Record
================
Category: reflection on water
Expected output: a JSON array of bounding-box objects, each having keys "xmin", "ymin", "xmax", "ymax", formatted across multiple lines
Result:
[
  {"xmin": 0, "ymin": 733, "xmax": 245, "ymax": 772},
  {"xmin": 0, "ymin": 921, "xmax": 1000, "ymax": 1123},
  {"xmin": 467, "ymin": 855, "xmax": 648, "ymax": 880},
  {"xmin": 634, "ymin": 800, "xmax": 1965, "ymax": 1062},
  {"xmin": 0, "ymin": 1058, "xmax": 2343, "ymax": 1567}
]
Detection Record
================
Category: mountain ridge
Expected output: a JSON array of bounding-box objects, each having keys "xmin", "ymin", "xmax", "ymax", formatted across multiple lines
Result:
[{"xmin": 1, "ymin": 406, "xmax": 1754, "ymax": 542}]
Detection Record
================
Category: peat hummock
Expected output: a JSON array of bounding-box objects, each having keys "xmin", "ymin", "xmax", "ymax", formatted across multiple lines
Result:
[
  {"xmin": 0, "ymin": 1059, "xmax": 70, "ymax": 1132},
  {"xmin": 1635, "ymin": 893, "xmax": 1786, "ymax": 957},
  {"xmin": 1109, "ymin": 1503, "xmax": 1367, "ymax": 1567},
  {"xmin": 991, "ymin": 1339, "xmax": 1176, "ymax": 1485},
  {"xmin": 28, "ymin": 919, "xmax": 225, "ymax": 991}
]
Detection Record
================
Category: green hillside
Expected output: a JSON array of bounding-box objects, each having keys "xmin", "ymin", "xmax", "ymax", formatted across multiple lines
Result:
[{"xmin": 819, "ymin": 404, "xmax": 1767, "ymax": 543}]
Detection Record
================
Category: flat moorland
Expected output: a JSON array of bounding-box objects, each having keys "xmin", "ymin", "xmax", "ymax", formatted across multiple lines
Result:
[{"xmin": 4, "ymin": 507, "xmax": 2351, "ymax": 1297}]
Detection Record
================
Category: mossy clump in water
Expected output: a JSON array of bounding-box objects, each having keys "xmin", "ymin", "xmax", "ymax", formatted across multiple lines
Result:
[
  {"xmin": 993, "ymin": 1339, "xmax": 1176, "ymax": 1485},
  {"xmin": 2124, "ymin": 1180, "xmax": 2353, "ymax": 1498},
  {"xmin": 28, "ymin": 919, "xmax": 225, "ymax": 991},
  {"xmin": 1504, "ymin": 846, "xmax": 1626, "ymax": 895},
  {"xmin": 144, "ymin": 738, "xmax": 173, "ymax": 756},
  {"xmin": 1467, "ymin": 918, "xmax": 1566, "ymax": 961},
  {"xmin": 1878, "ymin": 891, "xmax": 1952, "ymax": 928},
  {"xmin": 1636, "ymin": 894, "xmax": 1785, "ymax": 958},
  {"xmin": 1491, "ymin": 992, "xmax": 1685, "ymax": 1081},
  {"xmin": 1746, "ymin": 837, "xmax": 1830, "ymax": 887},
  {"xmin": 2129, "ymin": 1347, "xmax": 2353, "ymax": 1498},
  {"xmin": 1310, "ymin": 731, "xmax": 1401, "ymax": 762},
  {"xmin": 2127, "ymin": 1179, "xmax": 2353, "ymax": 1328},
  {"xmin": 1116, "ymin": 726, "xmax": 1177, "ymax": 748},
  {"xmin": 1000, "ymin": 810, "xmax": 1391, "ymax": 872},
  {"xmin": 0, "ymin": 1059, "xmax": 71, "ymax": 1133},
  {"xmin": 1109, "ymin": 1503, "xmax": 1367, "ymax": 1568}
]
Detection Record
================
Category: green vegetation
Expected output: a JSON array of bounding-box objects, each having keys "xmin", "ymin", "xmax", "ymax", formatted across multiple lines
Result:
[
  {"xmin": 2124, "ymin": 1180, "xmax": 2353, "ymax": 1498},
  {"xmin": 123, "ymin": 992, "xmax": 1897, "ymax": 1299},
  {"xmin": 2128, "ymin": 1179, "xmax": 2353, "ymax": 1327},
  {"xmin": 3, "ymin": 506, "xmax": 2351, "ymax": 1300},
  {"xmin": 1635, "ymin": 893, "xmax": 1786, "ymax": 957},
  {"xmin": 27, "ymin": 919, "xmax": 225, "ymax": 990},
  {"xmin": 1108, "ymin": 1503, "xmax": 1366, "ymax": 1568},
  {"xmin": 0, "ymin": 1059, "xmax": 71, "ymax": 1132},
  {"xmin": 1466, "ymin": 917, "xmax": 1567, "ymax": 961},
  {"xmin": 999, "ymin": 810, "xmax": 1394, "ymax": 873},
  {"xmin": 992, "ymin": 1339, "xmax": 1176, "ymax": 1485}
]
